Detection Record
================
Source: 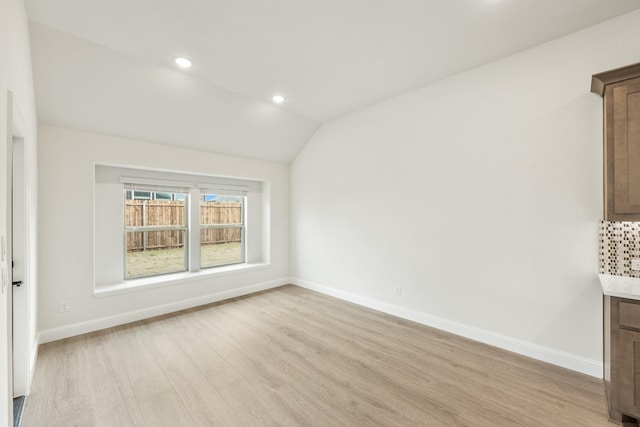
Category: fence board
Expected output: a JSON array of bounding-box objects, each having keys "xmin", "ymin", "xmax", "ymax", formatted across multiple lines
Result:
[{"xmin": 125, "ymin": 200, "xmax": 242, "ymax": 251}]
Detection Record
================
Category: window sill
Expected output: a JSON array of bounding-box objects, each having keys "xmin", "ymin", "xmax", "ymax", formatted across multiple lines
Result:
[{"xmin": 94, "ymin": 262, "xmax": 270, "ymax": 298}]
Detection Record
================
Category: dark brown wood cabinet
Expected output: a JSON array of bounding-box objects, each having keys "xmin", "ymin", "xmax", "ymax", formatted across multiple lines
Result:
[
  {"xmin": 619, "ymin": 329, "xmax": 640, "ymax": 415},
  {"xmin": 592, "ymin": 63, "xmax": 640, "ymax": 221},
  {"xmin": 604, "ymin": 296, "xmax": 640, "ymax": 424}
]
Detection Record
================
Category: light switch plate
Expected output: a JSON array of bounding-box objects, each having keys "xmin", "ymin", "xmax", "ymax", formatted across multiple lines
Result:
[{"xmin": 631, "ymin": 259, "xmax": 640, "ymax": 271}]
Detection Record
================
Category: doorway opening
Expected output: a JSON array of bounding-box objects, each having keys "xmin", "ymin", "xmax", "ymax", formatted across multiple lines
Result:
[
  {"xmin": 6, "ymin": 92, "xmax": 33, "ymax": 427},
  {"xmin": 12, "ymin": 136, "xmax": 27, "ymax": 425}
]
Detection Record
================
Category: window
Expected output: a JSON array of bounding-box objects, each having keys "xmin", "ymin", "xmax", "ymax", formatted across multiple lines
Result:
[
  {"xmin": 200, "ymin": 194, "xmax": 245, "ymax": 269},
  {"xmin": 124, "ymin": 190, "xmax": 182, "ymax": 201},
  {"xmin": 94, "ymin": 164, "xmax": 266, "ymax": 290},
  {"xmin": 122, "ymin": 180, "xmax": 249, "ymax": 279},
  {"xmin": 124, "ymin": 188, "xmax": 188, "ymax": 279},
  {"xmin": 132, "ymin": 190, "xmax": 151, "ymax": 200}
]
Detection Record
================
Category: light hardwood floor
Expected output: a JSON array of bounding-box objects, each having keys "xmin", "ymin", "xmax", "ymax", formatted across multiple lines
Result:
[{"xmin": 23, "ymin": 285, "xmax": 612, "ymax": 426}]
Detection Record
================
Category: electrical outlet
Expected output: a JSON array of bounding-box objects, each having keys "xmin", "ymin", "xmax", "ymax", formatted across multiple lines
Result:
[
  {"xmin": 395, "ymin": 286, "xmax": 402, "ymax": 296},
  {"xmin": 632, "ymin": 259, "xmax": 640, "ymax": 271},
  {"xmin": 59, "ymin": 301, "xmax": 70, "ymax": 313}
]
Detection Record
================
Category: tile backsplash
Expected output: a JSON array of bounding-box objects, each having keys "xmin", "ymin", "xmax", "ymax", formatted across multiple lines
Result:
[{"xmin": 599, "ymin": 221, "xmax": 640, "ymax": 278}]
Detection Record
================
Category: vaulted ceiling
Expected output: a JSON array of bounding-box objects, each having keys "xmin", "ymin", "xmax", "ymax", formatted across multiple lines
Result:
[{"xmin": 27, "ymin": 0, "xmax": 640, "ymax": 162}]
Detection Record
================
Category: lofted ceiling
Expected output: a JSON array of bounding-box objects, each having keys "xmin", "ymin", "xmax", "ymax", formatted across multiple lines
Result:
[{"xmin": 27, "ymin": 0, "xmax": 640, "ymax": 162}]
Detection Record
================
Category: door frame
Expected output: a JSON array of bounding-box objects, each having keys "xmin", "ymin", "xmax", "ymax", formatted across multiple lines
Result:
[
  {"xmin": 5, "ymin": 90, "xmax": 15, "ymax": 427},
  {"xmin": 6, "ymin": 90, "xmax": 33, "ymax": 399}
]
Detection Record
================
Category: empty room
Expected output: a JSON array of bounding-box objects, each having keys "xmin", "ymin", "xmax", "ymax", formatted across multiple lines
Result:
[{"xmin": 3, "ymin": 0, "xmax": 640, "ymax": 426}]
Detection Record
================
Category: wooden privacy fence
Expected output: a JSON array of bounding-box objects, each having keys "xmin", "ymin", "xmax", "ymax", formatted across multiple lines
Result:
[{"xmin": 125, "ymin": 200, "xmax": 242, "ymax": 251}]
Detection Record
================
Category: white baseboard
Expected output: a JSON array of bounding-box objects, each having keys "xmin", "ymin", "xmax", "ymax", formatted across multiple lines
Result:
[
  {"xmin": 38, "ymin": 276, "xmax": 603, "ymax": 378},
  {"xmin": 39, "ymin": 278, "xmax": 289, "ymax": 344},
  {"xmin": 291, "ymin": 277, "xmax": 603, "ymax": 378}
]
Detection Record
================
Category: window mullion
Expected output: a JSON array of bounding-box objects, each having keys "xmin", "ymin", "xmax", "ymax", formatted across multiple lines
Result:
[{"xmin": 189, "ymin": 188, "xmax": 201, "ymax": 272}]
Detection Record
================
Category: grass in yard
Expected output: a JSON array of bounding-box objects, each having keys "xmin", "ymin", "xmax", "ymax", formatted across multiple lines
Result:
[{"xmin": 126, "ymin": 242, "xmax": 242, "ymax": 278}]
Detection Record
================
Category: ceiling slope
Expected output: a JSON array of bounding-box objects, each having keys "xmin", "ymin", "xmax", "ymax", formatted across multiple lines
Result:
[
  {"xmin": 27, "ymin": 0, "xmax": 640, "ymax": 162},
  {"xmin": 30, "ymin": 23, "xmax": 320, "ymax": 163},
  {"xmin": 27, "ymin": 0, "xmax": 640, "ymax": 122}
]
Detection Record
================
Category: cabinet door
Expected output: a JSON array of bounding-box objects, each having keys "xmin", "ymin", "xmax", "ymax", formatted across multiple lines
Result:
[
  {"xmin": 607, "ymin": 77, "xmax": 640, "ymax": 219},
  {"xmin": 619, "ymin": 329, "xmax": 640, "ymax": 417}
]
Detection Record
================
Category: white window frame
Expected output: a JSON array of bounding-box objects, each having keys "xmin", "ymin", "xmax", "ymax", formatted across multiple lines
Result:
[
  {"xmin": 123, "ymin": 188, "xmax": 190, "ymax": 279},
  {"xmin": 122, "ymin": 178, "xmax": 248, "ymax": 280},
  {"xmin": 198, "ymin": 193, "xmax": 246, "ymax": 270}
]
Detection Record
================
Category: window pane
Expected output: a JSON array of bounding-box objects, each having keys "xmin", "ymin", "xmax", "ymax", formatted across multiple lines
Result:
[
  {"xmin": 200, "ymin": 228, "xmax": 242, "ymax": 268},
  {"xmin": 125, "ymin": 194, "xmax": 187, "ymax": 227},
  {"xmin": 200, "ymin": 194, "xmax": 244, "ymax": 269},
  {"xmin": 126, "ymin": 230, "xmax": 186, "ymax": 278},
  {"xmin": 200, "ymin": 195, "xmax": 243, "ymax": 225},
  {"xmin": 133, "ymin": 190, "xmax": 151, "ymax": 200}
]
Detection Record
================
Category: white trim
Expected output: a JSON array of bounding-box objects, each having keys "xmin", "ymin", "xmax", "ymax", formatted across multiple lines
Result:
[
  {"xmin": 27, "ymin": 333, "xmax": 39, "ymax": 395},
  {"xmin": 9, "ymin": 93, "xmax": 36, "ymax": 399},
  {"xmin": 95, "ymin": 262, "xmax": 270, "ymax": 298},
  {"xmin": 199, "ymin": 184, "xmax": 249, "ymax": 194},
  {"xmin": 290, "ymin": 277, "xmax": 603, "ymax": 378},
  {"xmin": 120, "ymin": 176, "xmax": 192, "ymax": 189},
  {"xmin": 41, "ymin": 278, "xmax": 288, "ymax": 343}
]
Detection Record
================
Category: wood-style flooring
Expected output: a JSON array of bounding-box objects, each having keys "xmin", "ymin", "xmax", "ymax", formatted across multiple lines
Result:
[{"xmin": 23, "ymin": 285, "xmax": 612, "ymax": 426}]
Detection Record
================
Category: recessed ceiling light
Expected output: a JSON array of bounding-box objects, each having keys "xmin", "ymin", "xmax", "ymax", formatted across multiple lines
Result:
[
  {"xmin": 272, "ymin": 95, "xmax": 285, "ymax": 104},
  {"xmin": 175, "ymin": 57, "xmax": 192, "ymax": 69}
]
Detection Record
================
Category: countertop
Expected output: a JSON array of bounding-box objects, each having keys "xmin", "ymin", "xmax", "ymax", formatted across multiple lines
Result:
[{"xmin": 599, "ymin": 273, "xmax": 640, "ymax": 301}]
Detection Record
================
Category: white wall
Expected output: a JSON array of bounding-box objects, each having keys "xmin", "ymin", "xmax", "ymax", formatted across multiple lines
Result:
[
  {"xmin": 38, "ymin": 124, "xmax": 290, "ymax": 337},
  {"xmin": 291, "ymin": 10, "xmax": 640, "ymax": 376},
  {"xmin": 0, "ymin": 0, "xmax": 38, "ymax": 423}
]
